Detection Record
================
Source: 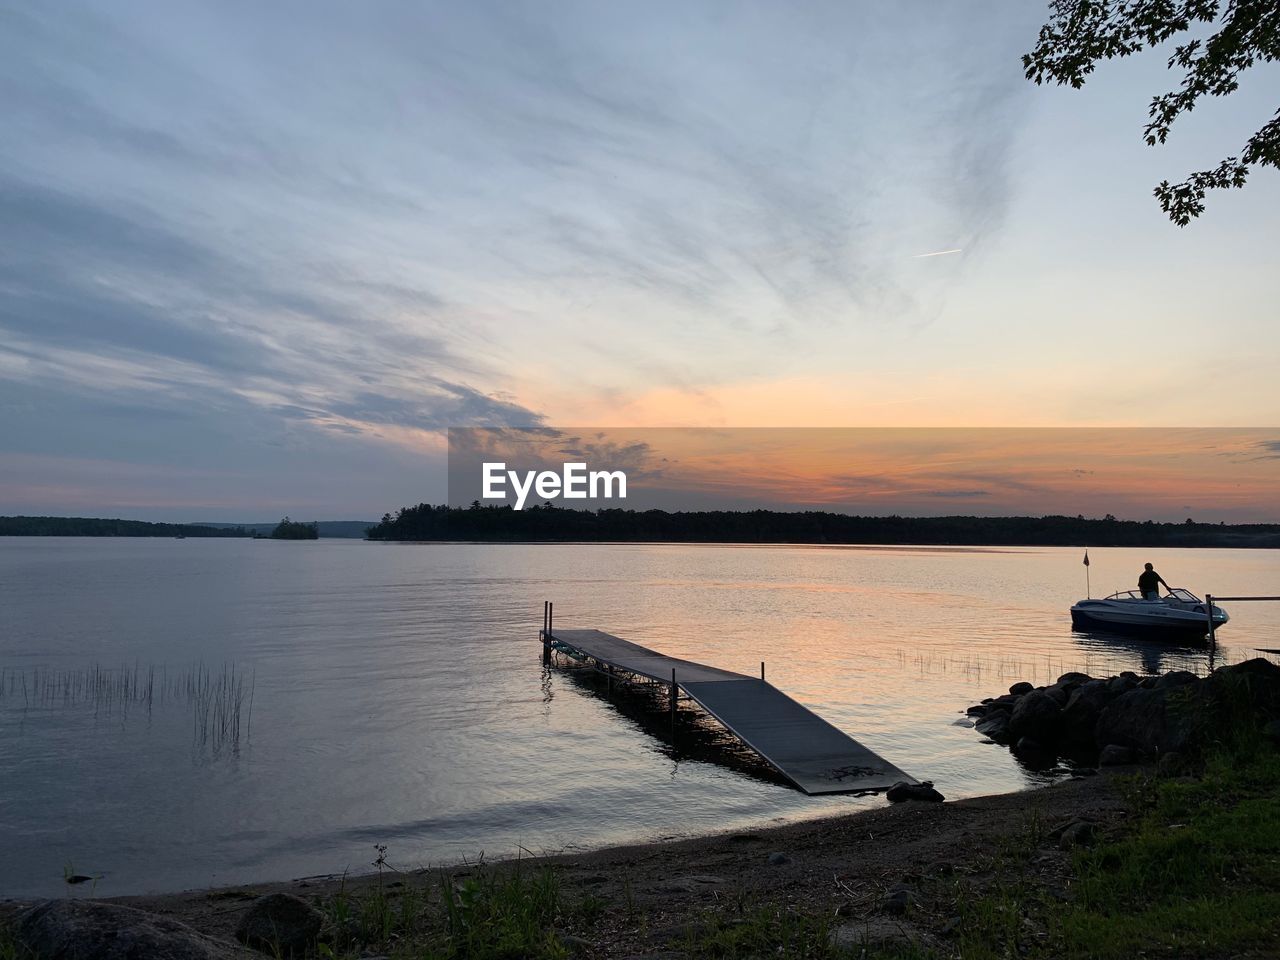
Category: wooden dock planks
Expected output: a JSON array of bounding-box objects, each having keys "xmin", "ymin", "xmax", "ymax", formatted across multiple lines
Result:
[{"xmin": 545, "ymin": 628, "xmax": 915, "ymax": 795}]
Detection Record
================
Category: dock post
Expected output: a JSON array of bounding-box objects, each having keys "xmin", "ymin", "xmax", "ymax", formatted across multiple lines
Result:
[
  {"xmin": 542, "ymin": 602, "xmax": 551, "ymax": 663},
  {"xmin": 760, "ymin": 661, "xmax": 765, "ymax": 682},
  {"xmin": 1206, "ymin": 594, "xmax": 1217, "ymax": 652},
  {"xmin": 670, "ymin": 668, "xmax": 677, "ymax": 740},
  {"xmin": 548, "ymin": 602, "xmax": 554, "ymax": 640}
]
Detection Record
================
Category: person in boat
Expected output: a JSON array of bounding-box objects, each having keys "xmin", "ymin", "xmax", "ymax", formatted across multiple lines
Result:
[{"xmin": 1138, "ymin": 562, "xmax": 1169, "ymax": 600}]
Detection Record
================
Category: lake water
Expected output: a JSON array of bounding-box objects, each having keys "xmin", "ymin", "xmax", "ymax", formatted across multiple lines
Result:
[{"xmin": 1, "ymin": 538, "xmax": 1276, "ymax": 898}]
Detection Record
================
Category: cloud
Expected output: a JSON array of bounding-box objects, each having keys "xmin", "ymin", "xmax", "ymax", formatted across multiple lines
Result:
[{"xmin": 0, "ymin": 1, "xmax": 1052, "ymax": 517}]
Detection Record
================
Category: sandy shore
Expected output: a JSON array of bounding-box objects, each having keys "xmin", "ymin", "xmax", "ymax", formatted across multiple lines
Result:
[{"xmin": 4, "ymin": 772, "xmax": 1131, "ymax": 956}]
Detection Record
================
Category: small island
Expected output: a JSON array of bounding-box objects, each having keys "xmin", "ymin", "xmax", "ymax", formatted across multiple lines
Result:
[{"xmin": 267, "ymin": 517, "xmax": 319, "ymax": 540}]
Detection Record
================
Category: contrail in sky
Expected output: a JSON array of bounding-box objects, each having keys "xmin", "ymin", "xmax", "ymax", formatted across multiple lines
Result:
[{"xmin": 912, "ymin": 248, "xmax": 963, "ymax": 258}]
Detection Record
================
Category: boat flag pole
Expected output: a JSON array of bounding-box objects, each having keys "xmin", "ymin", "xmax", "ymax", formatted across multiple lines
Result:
[{"xmin": 1083, "ymin": 548, "xmax": 1091, "ymax": 599}]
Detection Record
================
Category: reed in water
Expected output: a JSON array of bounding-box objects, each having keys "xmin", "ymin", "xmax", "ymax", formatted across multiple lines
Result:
[{"xmin": 0, "ymin": 661, "xmax": 255, "ymax": 753}]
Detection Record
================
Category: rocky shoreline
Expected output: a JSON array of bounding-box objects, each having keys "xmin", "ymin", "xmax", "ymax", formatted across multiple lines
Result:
[{"xmin": 966, "ymin": 656, "xmax": 1280, "ymax": 771}]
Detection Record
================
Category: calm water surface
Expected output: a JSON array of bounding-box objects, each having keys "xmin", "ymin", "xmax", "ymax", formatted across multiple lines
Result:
[{"xmin": 1, "ymin": 539, "xmax": 1277, "ymax": 897}]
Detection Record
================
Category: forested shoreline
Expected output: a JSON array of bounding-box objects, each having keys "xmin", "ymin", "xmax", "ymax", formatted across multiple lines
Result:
[
  {"xmin": 0, "ymin": 516, "xmax": 248, "ymax": 537},
  {"xmin": 7, "ymin": 508, "xmax": 1278, "ymax": 547},
  {"xmin": 365, "ymin": 503, "xmax": 1280, "ymax": 547}
]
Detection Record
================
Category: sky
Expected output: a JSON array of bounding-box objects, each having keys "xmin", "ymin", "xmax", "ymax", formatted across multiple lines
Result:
[{"xmin": 1, "ymin": 1, "xmax": 1278, "ymax": 522}]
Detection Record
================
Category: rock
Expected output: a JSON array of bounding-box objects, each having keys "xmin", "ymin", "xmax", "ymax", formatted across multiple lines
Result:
[
  {"xmin": 1013, "ymin": 736, "xmax": 1054, "ymax": 765},
  {"xmin": 1265, "ymin": 719, "xmax": 1280, "ymax": 747},
  {"xmin": 1155, "ymin": 670, "xmax": 1200, "ymax": 690},
  {"xmin": 951, "ymin": 717, "xmax": 975, "ymax": 727},
  {"xmin": 1060, "ymin": 681, "xmax": 1113, "ymax": 747},
  {"xmin": 1058, "ymin": 821, "xmax": 1096, "ymax": 849},
  {"xmin": 1107, "ymin": 675, "xmax": 1137, "ymax": 696},
  {"xmin": 556, "ymin": 933, "xmax": 595, "ymax": 953},
  {"xmin": 765, "ymin": 851, "xmax": 791, "ymax": 866},
  {"xmin": 1206, "ymin": 658, "xmax": 1280, "ymax": 714},
  {"xmin": 1098, "ymin": 744, "xmax": 1137, "ymax": 766},
  {"xmin": 1094, "ymin": 685, "xmax": 1204, "ymax": 757},
  {"xmin": 939, "ymin": 916, "xmax": 962, "ymax": 937},
  {"xmin": 886, "ymin": 781, "xmax": 945, "ymax": 803},
  {"xmin": 881, "ymin": 886, "xmax": 914, "ymax": 915},
  {"xmin": 235, "ymin": 893, "xmax": 324, "ymax": 957},
  {"xmin": 1042, "ymin": 684, "xmax": 1070, "ymax": 707},
  {"xmin": 829, "ymin": 919, "xmax": 936, "ymax": 951},
  {"xmin": 1158, "ymin": 751, "xmax": 1184, "ymax": 776},
  {"xmin": 966, "ymin": 703, "xmax": 988, "ymax": 717},
  {"xmin": 1009, "ymin": 681, "xmax": 1034, "ymax": 696},
  {"xmin": 15, "ymin": 899, "xmax": 255, "ymax": 960},
  {"xmin": 1057, "ymin": 671, "xmax": 1093, "ymax": 687},
  {"xmin": 1009, "ymin": 690, "xmax": 1063, "ymax": 742},
  {"xmin": 974, "ymin": 712, "xmax": 1012, "ymax": 743}
]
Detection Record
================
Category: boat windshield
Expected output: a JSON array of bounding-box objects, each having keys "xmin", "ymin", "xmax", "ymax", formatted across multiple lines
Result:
[
  {"xmin": 1104, "ymin": 590, "xmax": 1146, "ymax": 600},
  {"xmin": 1102, "ymin": 587, "xmax": 1203, "ymax": 603}
]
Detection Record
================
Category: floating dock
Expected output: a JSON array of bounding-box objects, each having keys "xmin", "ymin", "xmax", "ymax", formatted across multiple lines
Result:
[{"xmin": 540, "ymin": 606, "xmax": 914, "ymax": 795}]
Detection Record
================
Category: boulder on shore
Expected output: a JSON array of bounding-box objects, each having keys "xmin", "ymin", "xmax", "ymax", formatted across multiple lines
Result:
[
  {"xmin": 1094, "ymin": 684, "xmax": 1202, "ymax": 757},
  {"xmin": 1203, "ymin": 658, "xmax": 1280, "ymax": 715},
  {"xmin": 235, "ymin": 893, "xmax": 324, "ymax": 957},
  {"xmin": 886, "ymin": 781, "xmax": 945, "ymax": 803},
  {"xmin": 1009, "ymin": 690, "xmax": 1062, "ymax": 742},
  {"xmin": 974, "ymin": 711, "xmax": 1012, "ymax": 743},
  {"xmin": 1098, "ymin": 744, "xmax": 1138, "ymax": 766},
  {"xmin": 15, "ymin": 899, "xmax": 254, "ymax": 960},
  {"xmin": 1060, "ymin": 681, "xmax": 1113, "ymax": 747}
]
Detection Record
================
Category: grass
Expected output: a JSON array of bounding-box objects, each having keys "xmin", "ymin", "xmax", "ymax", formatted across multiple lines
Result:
[
  {"xmin": 0, "ymin": 923, "xmax": 33, "ymax": 960},
  {"xmin": 315, "ymin": 857, "xmax": 578, "ymax": 960},
  {"xmin": 949, "ymin": 730, "xmax": 1280, "ymax": 960},
  {"xmin": 679, "ymin": 905, "xmax": 840, "ymax": 959},
  {"xmin": 1052, "ymin": 747, "xmax": 1280, "ymax": 958}
]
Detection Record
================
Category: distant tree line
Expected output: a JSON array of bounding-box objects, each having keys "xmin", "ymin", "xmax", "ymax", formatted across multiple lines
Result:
[
  {"xmin": 268, "ymin": 517, "xmax": 319, "ymax": 540},
  {"xmin": 0, "ymin": 516, "xmax": 249, "ymax": 537},
  {"xmin": 365, "ymin": 503, "xmax": 1280, "ymax": 548}
]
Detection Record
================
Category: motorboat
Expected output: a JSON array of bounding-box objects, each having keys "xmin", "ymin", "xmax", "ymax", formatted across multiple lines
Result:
[{"xmin": 1070, "ymin": 588, "xmax": 1228, "ymax": 636}]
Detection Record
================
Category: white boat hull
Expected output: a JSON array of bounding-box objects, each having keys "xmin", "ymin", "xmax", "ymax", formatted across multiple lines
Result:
[{"xmin": 1070, "ymin": 591, "xmax": 1228, "ymax": 637}]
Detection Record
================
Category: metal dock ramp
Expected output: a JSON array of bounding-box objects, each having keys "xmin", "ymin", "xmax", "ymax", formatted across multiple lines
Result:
[{"xmin": 541, "ymin": 622, "xmax": 914, "ymax": 795}]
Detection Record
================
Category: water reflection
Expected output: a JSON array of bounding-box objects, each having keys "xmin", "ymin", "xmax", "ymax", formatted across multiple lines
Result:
[
  {"xmin": 1070, "ymin": 629, "xmax": 1214, "ymax": 676},
  {"xmin": 551, "ymin": 660, "xmax": 790, "ymax": 789}
]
